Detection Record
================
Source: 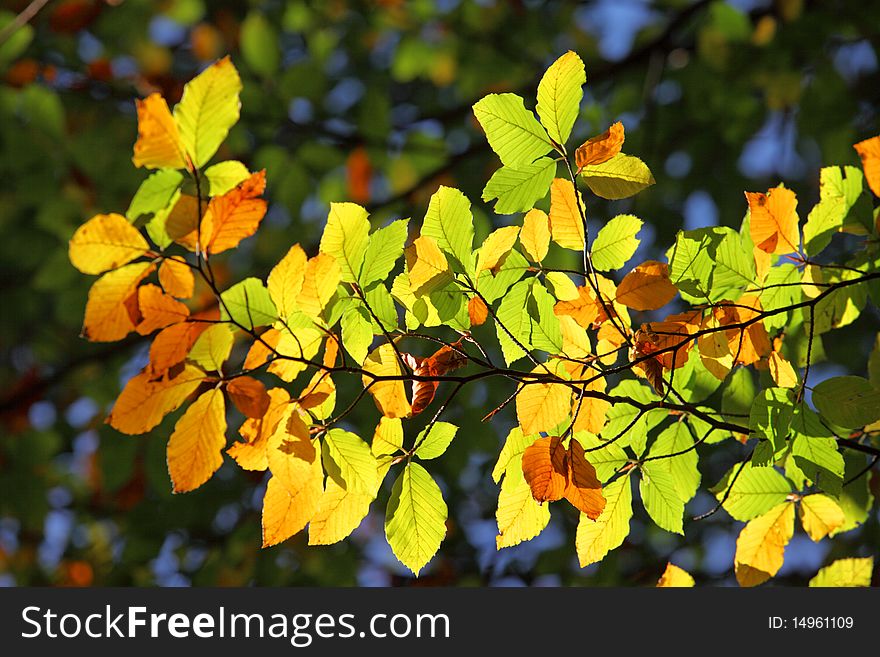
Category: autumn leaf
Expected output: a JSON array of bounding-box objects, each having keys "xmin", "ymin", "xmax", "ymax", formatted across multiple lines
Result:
[
  {"xmin": 798, "ymin": 494, "xmax": 845, "ymax": 542},
  {"xmin": 82, "ymin": 261, "xmax": 155, "ymax": 342},
  {"xmin": 548, "ymin": 178, "xmax": 585, "ymax": 250},
  {"xmin": 734, "ymin": 501, "xmax": 795, "ymax": 587},
  {"xmin": 363, "ymin": 343, "xmax": 412, "ymax": 418},
  {"xmin": 768, "ymin": 350, "xmax": 798, "ymax": 388},
  {"xmin": 200, "ymin": 169, "xmax": 267, "ymax": 255},
  {"xmin": 267, "ymin": 244, "xmax": 307, "ymax": 319},
  {"xmin": 261, "ymin": 463, "xmax": 323, "ymax": 548},
  {"xmin": 746, "ymin": 185, "xmax": 800, "ymax": 255},
  {"xmin": 496, "ymin": 459, "xmax": 550, "ymax": 549},
  {"xmin": 132, "ymin": 93, "xmax": 187, "ymax": 169},
  {"xmin": 575, "ymin": 121, "xmax": 625, "ymax": 169},
  {"xmin": 657, "ymin": 562, "xmax": 695, "ymax": 587},
  {"xmin": 298, "ymin": 253, "xmax": 341, "ymax": 318},
  {"xmin": 167, "ymin": 387, "xmax": 227, "ymax": 493},
  {"xmin": 227, "ymin": 387, "xmax": 290, "ymax": 471},
  {"xmin": 468, "ymin": 296, "xmax": 488, "ymax": 326},
  {"xmin": 809, "ymin": 557, "xmax": 874, "ymax": 587},
  {"xmin": 516, "ymin": 366, "xmax": 571, "ymax": 436},
  {"xmin": 476, "ymin": 225, "xmax": 520, "ymax": 275},
  {"xmin": 226, "ymin": 376, "xmax": 270, "ymax": 419},
  {"xmin": 108, "ymin": 363, "xmax": 206, "ymax": 435},
  {"xmin": 148, "ymin": 310, "xmax": 216, "ymax": 373},
  {"xmin": 163, "ymin": 194, "xmax": 206, "ymax": 251},
  {"xmin": 308, "ymin": 477, "xmax": 373, "ymax": 546},
  {"xmin": 135, "ymin": 283, "xmax": 190, "ymax": 335},
  {"xmin": 521, "ymin": 435, "xmax": 568, "ymax": 503},
  {"xmin": 615, "ymin": 260, "xmax": 677, "ymax": 311},
  {"xmin": 520, "ymin": 208, "xmax": 551, "ymax": 262},
  {"xmin": 158, "ymin": 256, "xmax": 195, "ymax": 298},
  {"xmin": 564, "ymin": 438, "xmax": 605, "ymax": 519},
  {"xmin": 69, "ymin": 213, "xmax": 150, "ymax": 275},
  {"xmin": 405, "ymin": 235, "xmax": 452, "ymax": 295},
  {"xmin": 853, "ymin": 135, "xmax": 880, "ymax": 197}
]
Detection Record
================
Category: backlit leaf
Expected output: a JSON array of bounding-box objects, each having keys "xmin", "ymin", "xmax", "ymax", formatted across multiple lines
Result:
[
  {"xmin": 576, "ymin": 473, "xmax": 632, "ymax": 567},
  {"xmin": 200, "ymin": 169, "xmax": 267, "ymax": 255},
  {"xmin": 615, "ymin": 260, "xmax": 677, "ymax": 311},
  {"xmin": 590, "ymin": 214, "xmax": 642, "ymax": 271},
  {"xmin": 261, "ymin": 462, "xmax": 322, "ymax": 548},
  {"xmin": 308, "ymin": 477, "xmax": 373, "ymax": 546},
  {"xmin": 516, "ymin": 368, "xmax": 571, "ymax": 436},
  {"xmin": 108, "ymin": 364, "xmax": 206, "ymax": 435},
  {"xmin": 132, "ymin": 93, "xmax": 186, "ymax": 169},
  {"xmin": 472, "ymin": 93, "xmax": 552, "ymax": 166},
  {"xmin": 536, "ymin": 51, "xmax": 585, "ymax": 145},
  {"xmin": 204, "ymin": 160, "xmax": 250, "ymax": 195},
  {"xmin": 799, "ymin": 494, "xmax": 845, "ymax": 542},
  {"xmin": 809, "ymin": 557, "xmax": 874, "ymax": 587},
  {"xmin": 496, "ymin": 457, "xmax": 551, "ymax": 549},
  {"xmin": 713, "ymin": 464, "xmax": 793, "ymax": 521},
  {"xmin": 640, "ymin": 461, "xmax": 684, "ymax": 534},
  {"xmin": 414, "ymin": 422, "xmax": 458, "ymax": 460},
  {"xmin": 267, "ymin": 244, "xmax": 307, "ymax": 319},
  {"xmin": 135, "ymin": 283, "xmax": 190, "ymax": 335},
  {"xmin": 520, "ymin": 208, "xmax": 551, "ymax": 262},
  {"xmin": 735, "ymin": 501, "xmax": 795, "ymax": 587},
  {"xmin": 360, "ymin": 218, "xmax": 409, "ymax": 287},
  {"xmin": 854, "ymin": 135, "xmax": 880, "ymax": 197},
  {"xmin": 362, "ymin": 343, "xmax": 411, "ymax": 418},
  {"xmin": 657, "ymin": 563, "xmax": 695, "ymax": 587},
  {"xmin": 158, "ymin": 257, "xmax": 194, "ymax": 298},
  {"xmin": 565, "ymin": 439, "xmax": 605, "ymax": 519},
  {"xmin": 581, "ymin": 153, "xmax": 655, "ymax": 200},
  {"xmin": 167, "ymin": 388, "xmax": 227, "ymax": 493},
  {"xmin": 82, "ymin": 262, "xmax": 154, "ymax": 342},
  {"xmin": 575, "ymin": 122, "xmax": 625, "ymax": 168},
  {"xmin": 476, "ymin": 226, "xmax": 520, "ymax": 275},
  {"xmin": 324, "ymin": 428, "xmax": 379, "ymax": 495},
  {"xmin": 521, "ymin": 435, "xmax": 568, "ymax": 503},
  {"xmin": 421, "ymin": 186, "xmax": 474, "ymax": 274},
  {"xmin": 385, "ymin": 462, "xmax": 447, "ymax": 575},
  {"xmin": 482, "ymin": 157, "xmax": 556, "ymax": 214},
  {"xmin": 226, "ymin": 376, "xmax": 270, "ymax": 419},
  {"xmin": 70, "ymin": 213, "xmax": 150, "ymax": 275},
  {"xmin": 219, "ymin": 277, "xmax": 277, "ymax": 329},
  {"xmin": 746, "ymin": 185, "xmax": 800, "ymax": 255},
  {"xmin": 319, "ymin": 202, "xmax": 370, "ymax": 283},
  {"xmin": 405, "ymin": 234, "xmax": 452, "ymax": 295},
  {"xmin": 548, "ymin": 177, "xmax": 585, "ymax": 250}
]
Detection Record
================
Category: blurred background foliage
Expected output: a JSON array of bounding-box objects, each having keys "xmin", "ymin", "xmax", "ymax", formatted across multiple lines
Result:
[{"xmin": 0, "ymin": 0, "xmax": 878, "ymax": 586}]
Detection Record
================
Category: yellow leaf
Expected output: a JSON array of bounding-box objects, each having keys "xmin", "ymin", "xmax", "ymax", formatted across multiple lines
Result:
[
  {"xmin": 299, "ymin": 253, "xmax": 341, "ymax": 318},
  {"xmin": 199, "ymin": 170, "xmax": 267, "ymax": 255},
  {"xmin": 135, "ymin": 283, "xmax": 190, "ymax": 335},
  {"xmin": 799, "ymin": 494, "xmax": 845, "ymax": 542},
  {"xmin": 576, "ymin": 473, "xmax": 632, "ymax": 567},
  {"xmin": 615, "ymin": 260, "xmax": 677, "ymax": 311},
  {"xmin": 746, "ymin": 185, "xmax": 800, "ymax": 255},
  {"xmin": 516, "ymin": 365, "xmax": 571, "ymax": 435},
  {"xmin": 163, "ymin": 194, "xmax": 206, "ymax": 252},
  {"xmin": 554, "ymin": 285, "xmax": 604, "ymax": 328},
  {"xmin": 82, "ymin": 262, "xmax": 154, "ymax": 342},
  {"xmin": 69, "ymin": 213, "xmax": 150, "ymax": 275},
  {"xmin": 267, "ymin": 244, "xmax": 307, "ymax": 319},
  {"xmin": 158, "ymin": 257, "xmax": 194, "ymax": 298},
  {"xmin": 267, "ymin": 404, "xmax": 316, "ymax": 492},
  {"xmin": 809, "ymin": 557, "xmax": 874, "ymax": 587},
  {"xmin": 167, "ymin": 388, "xmax": 227, "ymax": 493},
  {"xmin": 131, "ymin": 93, "xmax": 186, "ymax": 169},
  {"xmin": 575, "ymin": 122, "xmax": 625, "ymax": 169},
  {"xmin": 372, "ymin": 416, "xmax": 404, "ymax": 457},
  {"xmin": 227, "ymin": 387, "xmax": 290, "ymax": 471},
  {"xmin": 476, "ymin": 226, "xmax": 520, "ymax": 274},
  {"xmin": 261, "ymin": 464, "xmax": 323, "ymax": 548},
  {"xmin": 108, "ymin": 363, "xmax": 205, "ymax": 435},
  {"xmin": 363, "ymin": 343, "xmax": 412, "ymax": 418},
  {"xmin": 298, "ymin": 370, "xmax": 336, "ymax": 420},
  {"xmin": 174, "ymin": 56, "xmax": 242, "ymax": 169},
  {"xmin": 520, "ymin": 208, "xmax": 550, "ymax": 262},
  {"xmin": 549, "ymin": 178, "xmax": 585, "ymax": 250},
  {"xmin": 698, "ymin": 313, "xmax": 734, "ymax": 381},
  {"xmin": 308, "ymin": 477, "xmax": 374, "ymax": 546},
  {"xmin": 769, "ymin": 350, "xmax": 798, "ymax": 388},
  {"xmin": 405, "ymin": 235, "xmax": 451, "ymax": 295},
  {"xmin": 734, "ymin": 501, "xmax": 795, "ymax": 587},
  {"xmin": 753, "ymin": 245, "xmax": 771, "ymax": 285},
  {"xmin": 267, "ymin": 326, "xmax": 323, "ymax": 382},
  {"xmin": 558, "ymin": 315, "xmax": 592, "ymax": 358},
  {"xmin": 188, "ymin": 323, "xmax": 234, "ymax": 371},
  {"xmin": 854, "ymin": 135, "xmax": 880, "ymax": 197},
  {"xmin": 571, "ymin": 373, "xmax": 609, "ymax": 435},
  {"xmin": 496, "ymin": 460, "xmax": 550, "ymax": 549},
  {"xmin": 657, "ymin": 562, "xmax": 695, "ymax": 587}
]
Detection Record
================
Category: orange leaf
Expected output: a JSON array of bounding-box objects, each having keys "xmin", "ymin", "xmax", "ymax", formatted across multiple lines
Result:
[
  {"xmin": 227, "ymin": 387, "xmax": 291, "ymax": 471},
  {"xmin": 227, "ymin": 376, "xmax": 270, "ymax": 418},
  {"xmin": 82, "ymin": 262, "xmax": 155, "ymax": 342},
  {"xmin": 136, "ymin": 284, "xmax": 190, "ymax": 335},
  {"xmin": 323, "ymin": 335, "xmax": 340, "ymax": 368},
  {"xmin": 564, "ymin": 439, "xmax": 605, "ymax": 518},
  {"xmin": 132, "ymin": 93, "xmax": 187, "ymax": 170},
  {"xmin": 468, "ymin": 296, "xmax": 489, "ymax": 326},
  {"xmin": 261, "ymin": 466, "xmax": 323, "ymax": 548},
  {"xmin": 167, "ymin": 388, "xmax": 227, "ymax": 493},
  {"xmin": 522, "ymin": 435, "xmax": 568, "ymax": 503},
  {"xmin": 148, "ymin": 309, "xmax": 216, "ymax": 374},
  {"xmin": 164, "ymin": 195, "xmax": 207, "ymax": 251},
  {"xmin": 746, "ymin": 186, "xmax": 800, "ymax": 255},
  {"xmin": 615, "ymin": 260, "xmax": 677, "ymax": 311},
  {"xmin": 200, "ymin": 170, "xmax": 268, "ymax": 255},
  {"xmin": 405, "ymin": 341, "xmax": 468, "ymax": 417},
  {"xmin": 854, "ymin": 135, "xmax": 880, "ymax": 197},
  {"xmin": 575, "ymin": 121, "xmax": 625, "ymax": 169},
  {"xmin": 346, "ymin": 146, "xmax": 372, "ymax": 204},
  {"xmin": 244, "ymin": 328, "xmax": 279, "ymax": 370},
  {"xmin": 571, "ymin": 374, "xmax": 610, "ymax": 435},
  {"xmin": 158, "ymin": 257, "xmax": 195, "ymax": 298},
  {"xmin": 107, "ymin": 364, "xmax": 206, "ymax": 434},
  {"xmin": 554, "ymin": 285, "xmax": 606, "ymax": 328}
]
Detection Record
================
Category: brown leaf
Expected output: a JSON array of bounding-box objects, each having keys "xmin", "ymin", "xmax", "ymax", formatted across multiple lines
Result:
[
  {"xmin": 522, "ymin": 435, "xmax": 568, "ymax": 503},
  {"xmin": 564, "ymin": 440, "xmax": 605, "ymax": 519},
  {"xmin": 226, "ymin": 376, "xmax": 270, "ymax": 419},
  {"xmin": 575, "ymin": 121, "xmax": 625, "ymax": 169}
]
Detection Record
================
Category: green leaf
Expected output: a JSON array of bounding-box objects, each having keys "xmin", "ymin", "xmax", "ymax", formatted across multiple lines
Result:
[
  {"xmin": 219, "ymin": 277, "xmax": 277, "ymax": 329},
  {"xmin": 174, "ymin": 57, "xmax": 243, "ymax": 168},
  {"xmin": 204, "ymin": 160, "xmax": 250, "ymax": 196},
  {"xmin": 127, "ymin": 170, "xmax": 184, "ymax": 223},
  {"xmin": 385, "ymin": 462, "xmax": 447, "ymax": 576},
  {"xmin": 812, "ymin": 375, "xmax": 880, "ymax": 429},
  {"xmin": 340, "ymin": 305, "xmax": 373, "ymax": 366},
  {"xmin": 360, "ymin": 219, "xmax": 409, "ymax": 287},
  {"xmin": 758, "ymin": 264, "xmax": 800, "ymax": 333},
  {"xmin": 575, "ymin": 473, "xmax": 632, "ymax": 567},
  {"xmin": 602, "ymin": 380, "xmax": 664, "ymax": 454},
  {"xmin": 647, "ymin": 422, "xmax": 701, "ymax": 502},
  {"xmin": 414, "ymin": 422, "xmax": 458, "ymax": 460},
  {"xmin": 580, "ymin": 153, "xmax": 655, "ymax": 200},
  {"xmin": 572, "ymin": 433, "xmax": 629, "ymax": 482},
  {"xmin": 791, "ymin": 434, "xmax": 845, "ymax": 496},
  {"xmin": 325, "ymin": 428, "xmax": 379, "ymax": 495},
  {"xmin": 722, "ymin": 367, "xmax": 755, "ymax": 424},
  {"xmin": 495, "ymin": 279, "xmax": 534, "ymax": 365},
  {"xmin": 666, "ymin": 228, "xmax": 718, "ymax": 301},
  {"xmin": 536, "ymin": 51, "xmax": 585, "ymax": 145},
  {"xmin": 481, "ymin": 157, "xmax": 556, "ymax": 214},
  {"xmin": 145, "ymin": 189, "xmax": 182, "ymax": 249},
  {"xmin": 492, "ymin": 426, "xmax": 534, "ymax": 483},
  {"xmin": 712, "ymin": 464, "xmax": 793, "ymax": 521},
  {"xmin": 833, "ymin": 452, "xmax": 874, "ymax": 534},
  {"xmin": 528, "ymin": 281, "xmax": 562, "ymax": 353},
  {"xmin": 0, "ymin": 11, "xmax": 33, "ymax": 67},
  {"xmin": 319, "ymin": 202, "xmax": 370, "ymax": 283},
  {"xmin": 803, "ymin": 166, "xmax": 863, "ymax": 256},
  {"xmin": 869, "ymin": 334, "xmax": 880, "ymax": 389},
  {"xmin": 809, "ymin": 557, "xmax": 874, "ymax": 587},
  {"xmin": 422, "ymin": 186, "xmax": 475, "ymax": 274},
  {"xmin": 240, "ymin": 13, "xmax": 280, "ymax": 77},
  {"xmin": 712, "ymin": 228, "xmax": 757, "ymax": 295},
  {"xmin": 640, "ymin": 462, "xmax": 684, "ymax": 534},
  {"xmin": 188, "ymin": 323, "xmax": 234, "ymax": 371},
  {"xmin": 476, "ymin": 249, "xmax": 528, "ymax": 303},
  {"xmin": 749, "ymin": 388, "xmax": 794, "ymax": 451},
  {"xmin": 472, "ymin": 93, "xmax": 553, "ymax": 166},
  {"xmin": 364, "ymin": 283, "xmax": 398, "ymax": 333},
  {"xmin": 590, "ymin": 214, "xmax": 642, "ymax": 271}
]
